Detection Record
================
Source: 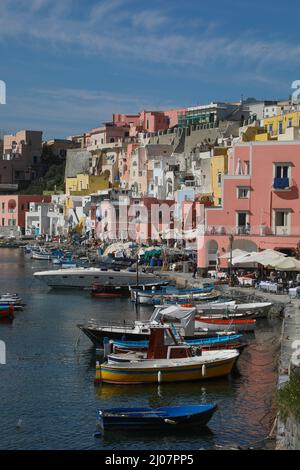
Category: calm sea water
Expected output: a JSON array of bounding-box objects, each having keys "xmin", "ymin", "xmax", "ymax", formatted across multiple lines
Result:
[{"xmin": 0, "ymin": 248, "xmax": 281, "ymax": 450}]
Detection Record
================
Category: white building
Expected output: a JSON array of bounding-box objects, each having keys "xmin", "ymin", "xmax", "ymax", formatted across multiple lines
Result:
[{"xmin": 25, "ymin": 198, "xmax": 65, "ymax": 237}]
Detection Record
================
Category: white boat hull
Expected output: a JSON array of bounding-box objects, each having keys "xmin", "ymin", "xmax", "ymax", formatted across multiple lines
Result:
[
  {"xmin": 196, "ymin": 302, "xmax": 272, "ymax": 318},
  {"xmin": 34, "ymin": 268, "xmax": 161, "ymax": 289},
  {"xmin": 31, "ymin": 253, "xmax": 51, "ymax": 260}
]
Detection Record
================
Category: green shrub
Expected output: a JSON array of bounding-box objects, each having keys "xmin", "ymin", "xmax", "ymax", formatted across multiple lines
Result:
[{"xmin": 277, "ymin": 375, "xmax": 300, "ymax": 422}]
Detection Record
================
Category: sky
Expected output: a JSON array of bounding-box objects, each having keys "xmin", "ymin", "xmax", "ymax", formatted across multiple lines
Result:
[{"xmin": 0, "ymin": 0, "xmax": 300, "ymax": 139}]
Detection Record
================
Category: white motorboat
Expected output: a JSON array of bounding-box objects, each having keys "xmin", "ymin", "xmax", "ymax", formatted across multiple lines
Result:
[{"xmin": 33, "ymin": 267, "xmax": 161, "ymax": 289}]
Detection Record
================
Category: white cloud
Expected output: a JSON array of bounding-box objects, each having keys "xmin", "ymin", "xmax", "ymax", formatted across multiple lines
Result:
[
  {"xmin": 1, "ymin": 85, "xmax": 178, "ymax": 139},
  {"xmin": 0, "ymin": 0, "xmax": 299, "ymax": 69},
  {"xmin": 132, "ymin": 10, "xmax": 169, "ymax": 30}
]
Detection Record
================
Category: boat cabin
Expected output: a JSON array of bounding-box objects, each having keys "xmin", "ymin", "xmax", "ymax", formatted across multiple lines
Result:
[{"xmin": 146, "ymin": 326, "xmax": 192, "ymax": 360}]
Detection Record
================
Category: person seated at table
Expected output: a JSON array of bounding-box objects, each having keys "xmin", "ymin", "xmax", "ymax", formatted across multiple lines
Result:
[
  {"xmin": 296, "ymin": 272, "xmax": 300, "ymax": 286},
  {"xmin": 270, "ymin": 270, "xmax": 277, "ymax": 282}
]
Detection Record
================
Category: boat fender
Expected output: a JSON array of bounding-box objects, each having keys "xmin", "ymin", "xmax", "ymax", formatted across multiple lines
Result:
[
  {"xmin": 158, "ymin": 371, "xmax": 162, "ymax": 384},
  {"xmin": 164, "ymin": 419, "xmax": 177, "ymax": 425},
  {"xmin": 94, "ymin": 361, "xmax": 102, "ymax": 386},
  {"xmin": 202, "ymin": 364, "xmax": 206, "ymax": 377}
]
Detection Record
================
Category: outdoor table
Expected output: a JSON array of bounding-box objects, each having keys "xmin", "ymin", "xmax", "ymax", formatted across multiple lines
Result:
[
  {"xmin": 238, "ymin": 277, "xmax": 254, "ymax": 286},
  {"xmin": 258, "ymin": 281, "xmax": 279, "ymax": 293},
  {"xmin": 288, "ymin": 287, "xmax": 300, "ymax": 298}
]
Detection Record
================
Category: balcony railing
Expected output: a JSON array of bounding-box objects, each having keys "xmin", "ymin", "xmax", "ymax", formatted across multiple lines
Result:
[
  {"xmin": 273, "ymin": 177, "xmax": 290, "ymax": 190},
  {"xmin": 204, "ymin": 225, "xmax": 293, "ymax": 237}
]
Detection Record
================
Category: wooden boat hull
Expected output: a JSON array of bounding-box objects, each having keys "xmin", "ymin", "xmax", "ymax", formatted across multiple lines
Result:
[
  {"xmin": 92, "ymin": 292, "xmax": 127, "ymax": 299},
  {"xmin": 97, "ymin": 352, "xmax": 238, "ymax": 384},
  {"xmin": 195, "ymin": 317, "xmax": 256, "ymax": 332},
  {"xmin": 78, "ymin": 324, "xmax": 236, "ymax": 348},
  {"xmin": 97, "ymin": 404, "xmax": 217, "ymax": 430},
  {"xmin": 91, "ymin": 285, "xmax": 130, "ymax": 299}
]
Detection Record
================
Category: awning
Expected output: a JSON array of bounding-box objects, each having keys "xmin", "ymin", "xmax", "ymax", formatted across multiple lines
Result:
[
  {"xmin": 220, "ymin": 249, "xmax": 250, "ymax": 260},
  {"xmin": 269, "ymin": 256, "xmax": 300, "ymax": 271},
  {"xmin": 232, "ymin": 249, "xmax": 286, "ymax": 266}
]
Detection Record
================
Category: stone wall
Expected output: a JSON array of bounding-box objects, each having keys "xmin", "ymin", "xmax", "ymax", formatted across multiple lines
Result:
[
  {"xmin": 276, "ymin": 301, "xmax": 300, "ymax": 450},
  {"xmin": 65, "ymin": 149, "xmax": 92, "ymax": 178}
]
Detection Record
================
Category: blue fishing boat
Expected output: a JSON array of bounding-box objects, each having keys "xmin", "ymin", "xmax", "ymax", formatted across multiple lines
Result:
[
  {"xmin": 96, "ymin": 404, "xmax": 217, "ymax": 432},
  {"xmin": 131, "ymin": 285, "xmax": 217, "ymax": 305},
  {"xmin": 111, "ymin": 333, "xmax": 243, "ymax": 352}
]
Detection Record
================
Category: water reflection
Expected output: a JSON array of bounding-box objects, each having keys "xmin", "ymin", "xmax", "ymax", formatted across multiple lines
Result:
[{"xmin": 0, "ymin": 248, "xmax": 281, "ymax": 450}]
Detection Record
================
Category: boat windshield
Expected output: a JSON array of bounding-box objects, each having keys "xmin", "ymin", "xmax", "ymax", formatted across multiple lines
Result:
[{"xmin": 164, "ymin": 328, "xmax": 177, "ymax": 346}]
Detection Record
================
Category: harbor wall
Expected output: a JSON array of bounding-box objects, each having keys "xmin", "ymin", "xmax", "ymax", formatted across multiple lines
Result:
[{"xmin": 276, "ymin": 301, "xmax": 300, "ymax": 450}]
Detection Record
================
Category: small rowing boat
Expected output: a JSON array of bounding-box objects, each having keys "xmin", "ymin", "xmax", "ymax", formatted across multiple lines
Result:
[
  {"xmin": 0, "ymin": 293, "xmax": 25, "ymax": 310},
  {"xmin": 91, "ymin": 284, "xmax": 130, "ymax": 299},
  {"xmin": 196, "ymin": 301, "xmax": 272, "ymax": 318},
  {"xmin": 195, "ymin": 316, "xmax": 256, "ymax": 332},
  {"xmin": 0, "ymin": 304, "xmax": 14, "ymax": 319},
  {"xmin": 96, "ymin": 404, "xmax": 218, "ymax": 432}
]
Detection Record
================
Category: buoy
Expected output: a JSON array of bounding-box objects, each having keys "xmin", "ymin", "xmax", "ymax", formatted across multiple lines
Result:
[
  {"xmin": 16, "ymin": 419, "xmax": 22, "ymax": 429},
  {"xmin": 158, "ymin": 371, "xmax": 162, "ymax": 384},
  {"xmin": 202, "ymin": 364, "xmax": 206, "ymax": 377}
]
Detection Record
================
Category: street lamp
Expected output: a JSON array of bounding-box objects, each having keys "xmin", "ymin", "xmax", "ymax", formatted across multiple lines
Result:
[{"xmin": 229, "ymin": 234, "xmax": 234, "ymax": 286}]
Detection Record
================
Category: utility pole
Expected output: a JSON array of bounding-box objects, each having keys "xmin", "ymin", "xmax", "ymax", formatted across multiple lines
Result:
[{"xmin": 229, "ymin": 233, "xmax": 234, "ymax": 286}]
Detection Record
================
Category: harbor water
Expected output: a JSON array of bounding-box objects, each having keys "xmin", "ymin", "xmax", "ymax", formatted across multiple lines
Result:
[{"xmin": 0, "ymin": 249, "xmax": 281, "ymax": 450}]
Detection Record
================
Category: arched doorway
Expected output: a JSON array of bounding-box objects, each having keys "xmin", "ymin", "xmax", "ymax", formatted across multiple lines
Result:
[{"xmin": 230, "ymin": 239, "xmax": 258, "ymax": 253}]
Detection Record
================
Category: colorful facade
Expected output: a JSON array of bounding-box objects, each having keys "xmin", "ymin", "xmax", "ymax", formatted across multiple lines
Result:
[
  {"xmin": 65, "ymin": 174, "xmax": 110, "ymax": 196},
  {"xmin": 210, "ymin": 148, "xmax": 228, "ymax": 206},
  {"xmin": 263, "ymin": 111, "xmax": 300, "ymax": 137},
  {"xmin": 0, "ymin": 195, "xmax": 51, "ymax": 236},
  {"xmin": 198, "ymin": 141, "xmax": 300, "ymax": 269}
]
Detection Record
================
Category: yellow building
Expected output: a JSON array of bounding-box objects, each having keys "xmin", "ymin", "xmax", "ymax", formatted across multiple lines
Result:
[
  {"xmin": 65, "ymin": 173, "xmax": 110, "ymax": 196},
  {"xmin": 263, "ymin": 111, "xmax": 300, "ymax": 137},
  {"xmin": 211, "ymin": 149, "xmax": 228, "ymax": 206}
]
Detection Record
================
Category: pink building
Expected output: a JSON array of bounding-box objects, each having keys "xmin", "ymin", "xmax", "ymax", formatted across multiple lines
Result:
[
  {"xmin": 113, "ymin": 108, "xmax": 187, "ymax": 134},
  {"xmin": 85, "ymin": 124, "xmax": 130, "ymax": 150},
  {"xmin": 0, "ymin": 131, "xmax": 43, "ymax": 189},
  {"xmin": 113, "ymin": 114, "xmax": 141, "ymax": 127},
  {"xmin": 198, "ymin": 141, "xmax": 300, "ymax": 270},
  {"xmin": 119, "ymin": 142, "xmax": 139, "ymax": 189},
  {"xmin": 0, "ymin": 195, "xmax": 51, "ymax": 236}
]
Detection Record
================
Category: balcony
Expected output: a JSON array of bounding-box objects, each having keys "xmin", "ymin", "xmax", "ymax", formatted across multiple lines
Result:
[
  {"xmin": 204, "ymin": 225, "xmax": 293, "ymax": 237},
  {"xmin": 273, "ymin": 177, "xmax": 290, "ymax": 190}
]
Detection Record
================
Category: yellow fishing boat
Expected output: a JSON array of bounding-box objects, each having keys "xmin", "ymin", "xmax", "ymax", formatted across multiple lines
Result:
[{"xmin": 95, "ymin": 326, "xmax": 239, "ymax": 385}]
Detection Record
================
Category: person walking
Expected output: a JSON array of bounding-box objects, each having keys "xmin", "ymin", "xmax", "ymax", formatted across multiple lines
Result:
[{"xmin": 193, "ymin": 262, "xmax": 198, "ymax": 279}]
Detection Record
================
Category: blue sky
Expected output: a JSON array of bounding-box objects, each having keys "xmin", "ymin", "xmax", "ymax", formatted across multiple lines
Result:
[{"xmin": 0, "ymin": 0, "xmax": 300, "ymax": 139}]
